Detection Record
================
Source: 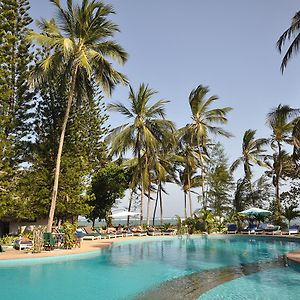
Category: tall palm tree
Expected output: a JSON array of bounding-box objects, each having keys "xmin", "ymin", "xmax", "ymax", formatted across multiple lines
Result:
[
  {"xmin": 107, "ymin": 84, "xmax": 175, "ymax": 223},
  {"xmin": 177, "ymin": 129, "xmax": 201, "ymax": 217},
  {"xmin": 151, "ymin": 151, "xmax": 178, "ymax": 225},
  {"xmin": 230, "ymin": 129, "xmax": 268, "ymax": 180},
  {"xmin": 183, "ymin": 85, "xmax": 232, "ymax": 209},
  {"xmin": 28, "ymin": 0, "xmax": 128, "ymax": 232},
  {"xmin": 277, "ymin": 11, "xmax": 300, "ymax": 72},
  {"xmin": 266, "ymin": 104, "xmax": 300, "ymax": 220},
  {"xmin": 292, "ymin": 118, "xmax": 300, "ymax": 163}
]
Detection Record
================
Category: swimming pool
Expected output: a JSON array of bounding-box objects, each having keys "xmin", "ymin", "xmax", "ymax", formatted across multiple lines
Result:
[{"xmin": 1, "ymin": 236, "xmax": 300, "ymax": 299}]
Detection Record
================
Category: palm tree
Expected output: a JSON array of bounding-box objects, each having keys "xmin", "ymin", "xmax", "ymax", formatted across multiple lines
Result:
[
  {"xmin": 183, "ymin": 85, "xmax": 232, "ymax": 209},
  {"xmin": 266, "ymin": 105, "xmax": 300, "ymax": 220},
  {"xmin": 151, "ymin": 151, "xmax": 178, "ymax": 225},
  {"xmin": 277, "ymin": 11, "xmax": 300, "ymax": 72},
  {"xmin": 177, "ymin": 129, "xmax": 202, "ymax": 218},
  {"xmin": 283, "ymin": 202, "xmax": 300, "ymax": 227},
  {"xmin": 107, "ymin": 84, "xmax": 175, "ymax": 224},
  {"xmin": 230, "ymin": 129, "xmax": 268, "ymax": 180},
  {"xmin": 292, "ymin": 118, "xmax": 300, "ymax": 163},
  {"xmin": 28, "ymin": 0, "xmax": 128, "ymax": 232}
]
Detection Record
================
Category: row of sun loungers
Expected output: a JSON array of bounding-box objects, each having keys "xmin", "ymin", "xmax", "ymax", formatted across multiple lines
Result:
[
  {"xmin": 226, "ymin": 223, "xmax": 300, "ymax": 235},
  {"xmin": 76, "ymin": 226, "xmax": 178, "ymax": 240}
]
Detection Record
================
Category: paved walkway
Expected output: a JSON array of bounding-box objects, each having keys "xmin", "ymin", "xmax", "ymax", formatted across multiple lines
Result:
[{"xmin": 0, "ymin": 236, "xmax": 146, "ymax": 261}]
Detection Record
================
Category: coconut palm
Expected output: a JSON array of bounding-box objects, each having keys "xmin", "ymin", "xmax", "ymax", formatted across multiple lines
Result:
[
  {"xmin": 266, "ymin": 105, "xmax": 300, "ymax": 220},
  {"xmin": 230, "ymin": 129, "xmax": 268, "ymax": 180},
  {"xmin": 183, "ymin": 85, "xmax": 232, "ymax": 209},
  {"xmin": 28, "ymin": 0, "xmax": 128, "ymax": 232},
  {"xmin": 277, "ymin": 11, "xmax": 300, "ymax": 72},
  {"xmin": 265, "ymin": 150, "xmax": 292, "ymax": 221},
  {"xmin": 177, "ymin": 128, "xmax": 202, "ymax": 217},
  {"xmin": 107, "ymin": 84, "xmax": 175, "ymax": 223},
  {"xmin": 292, "ymin": 118, "xmax": 300, "ymax": 162},
  {"xmin": 151, "ymin": 151, "xmax": 178, "ymax": 225}
]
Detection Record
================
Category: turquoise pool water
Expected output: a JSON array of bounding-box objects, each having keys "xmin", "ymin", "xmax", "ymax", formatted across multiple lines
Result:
[
  {"xmin": 200, "ymin": 267, "xmax": 300, "ymax": 300},
  {"xmin": 0, "ymin": 236, "xmax": 300, "ymax": 299}
]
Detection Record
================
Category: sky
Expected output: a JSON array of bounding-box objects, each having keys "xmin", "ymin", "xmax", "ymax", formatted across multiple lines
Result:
[{"xmin": 29, "ymin": 0, "xmax": 300, "ymax": 218}]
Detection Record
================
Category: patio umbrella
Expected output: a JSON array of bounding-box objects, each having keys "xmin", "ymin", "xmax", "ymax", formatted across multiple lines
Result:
[
  {"xmin": 239, "ymin": 207, "xmax": 272, "ymax": 216},
  {"xmin": 109, "ymin": 211, "xmax": 141, "ymax": 218}
]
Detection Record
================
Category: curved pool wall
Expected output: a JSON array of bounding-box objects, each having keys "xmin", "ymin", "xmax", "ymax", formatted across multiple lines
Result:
[{"xmin": 1, "ymin": 235, "xmax": 300, "ymax": 300}]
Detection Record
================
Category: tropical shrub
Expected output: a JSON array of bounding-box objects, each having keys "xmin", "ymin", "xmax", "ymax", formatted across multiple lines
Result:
[
  {"xmin": 63, "ymin": 221, "xmax": 77, "ymax": 249},
  {"xmin": 32, "ymin": 226, "xmax": 45, "ymax": 253},
  {"xmin": 0, "ymin": 235, "xmax": 17, "ymax": 246}
]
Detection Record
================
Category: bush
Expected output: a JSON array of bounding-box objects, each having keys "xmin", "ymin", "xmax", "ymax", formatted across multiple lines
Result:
[
  {"xmin": 32, "ymin": 226, "xmax": 45, "ymax": 253},
  {"xmin": 63, "ymin": 221, "xmax": 77, "ymax": 249},
  {"xmin": 0, "ymin": 235, "xmax": 17, "ymax": 246}
]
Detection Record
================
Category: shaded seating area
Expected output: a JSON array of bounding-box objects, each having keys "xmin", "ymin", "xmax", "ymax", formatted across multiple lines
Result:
[{"xmin": 226, "ymin": 224, "xmax": 237, "ymax": 234}]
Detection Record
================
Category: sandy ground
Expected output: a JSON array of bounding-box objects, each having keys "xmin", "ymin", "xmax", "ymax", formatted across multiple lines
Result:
[{"xmin": 1, "ymin": 234, "xmax": 300, "ymax": 265}]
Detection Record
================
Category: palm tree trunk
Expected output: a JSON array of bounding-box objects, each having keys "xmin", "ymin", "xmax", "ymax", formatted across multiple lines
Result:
[
  {"xmin": 127, "ymin": 189, "xmax": 134, "ymax": 227},
  {"xmin": 275, "ymin": 141, "xmax": 282, "ymax": 219},
  {"xmin": 159, "ymin": 182, "xmax": 163, "ymax": 226},
  {"xmin": 201, "ymin": 172, "xmax": 206, "ymax": 209},
  {"xmin": 184, "ymin": 192, "xmax": 187, "ymax": 219},
  {"xmin": 147, "ymin": 183, "xmax": 151, "ymax": 226},
  {"xmin": 47, "ymin": 66, "xmax": 78, "ymax": 233},
  {"xmin": 137, "ymin": 140, "xmax": 144, "ymax": 224},
  {"xmin": 187, "ymin": 174, "xmax": 193, "ymax": 217},
  {"xmin": 197, "ymin": 144, "xmax": 206, "ymax": 210},
  {"xmin": 140, "ymin": 183, "xmax": 144, "ymax": 225},
  {"xmin": 152, "ymin": 185, "xmax": 159, "ymax": 226},
  {"xmin": 146, "ymin": 154, "xmax": 151, "ymax": 226},
  {"xmin": 275, "ymin": 174, "xmax": 281, "ymax": 217}
]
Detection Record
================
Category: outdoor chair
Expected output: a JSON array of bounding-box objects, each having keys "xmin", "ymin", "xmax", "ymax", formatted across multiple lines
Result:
[
  {"xmin": 254, "ymin": 223, "xmax": 269, "ymax": 234},
  {"xmin": 226, "ymin": 224, "xmax": 237, "ymax": 234},
  {"xmin": 121, "ymin": 229, "xmax": 134, "ymax": 237},
  {"xmin": 14, "ymin": 237, "xmax": 34, "ymax": 251},
  {"xmin": 264, "ymin": 225, "xmax": 281, "ymax": 235},
  {"xmin": 77, "ymin": 227, "xmax": 102, "ymax": 240},
  {"xmin": 131, "ymin": 226, "xmax": 148, "ymax": 236},
  {"xmin": 147, "ymin": 227, "xmax": 162, "ymax": 236},
  {"xmin": 162, "ymin": 228, "xmax": 177, "ymax": 236},
  {"xmin": 43, "ymin": 232, "xmax": 56, "ymax": 250},
  {"xmin": 288, "ymin": 225, "xmax": 300, "ymax": 235},
  {"xmin": 240, "ymin": 223, "xmax": 257, "ymax": 235}
]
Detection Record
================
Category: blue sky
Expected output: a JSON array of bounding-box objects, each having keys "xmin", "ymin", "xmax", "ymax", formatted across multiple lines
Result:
[{"xmin": 29, "ymin": 0, "xmax": 300, "ymax": 217}]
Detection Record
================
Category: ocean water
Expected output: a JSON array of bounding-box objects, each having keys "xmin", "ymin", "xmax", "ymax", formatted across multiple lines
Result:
[
  {"xmin": 0, "ymin": 236, "xmax": 299, "ymax": 300},
  {"xmin": 78, "ymin": 217, "xmax": 178, "ymax": 227}
]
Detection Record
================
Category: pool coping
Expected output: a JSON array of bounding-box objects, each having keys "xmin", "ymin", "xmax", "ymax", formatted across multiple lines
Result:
[{"xmin": 1, "ymin": 233, "xmax": 300, "ymax": 266}]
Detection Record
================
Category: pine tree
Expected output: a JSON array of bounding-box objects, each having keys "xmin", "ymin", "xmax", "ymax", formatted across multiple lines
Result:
[
  {"xmin": 22, "ymin": 71, "xmax": 108, "ymax": 222},
  {"xmin": 206, "ymin": 143, "xmax": 233, "ymax": 215},
  {"xmin": 0, "ymin": 0, "xmax": 35, "ymax": 218}
]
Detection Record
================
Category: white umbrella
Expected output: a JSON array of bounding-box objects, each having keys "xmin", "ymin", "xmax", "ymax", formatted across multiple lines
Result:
[
  {"xmin": 239, "ymin": 207, "xmax": 271, "ymax": 216},
  {"xmin": 109, "ymin": 211, "xmax": 141, "ymax": 218}
]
